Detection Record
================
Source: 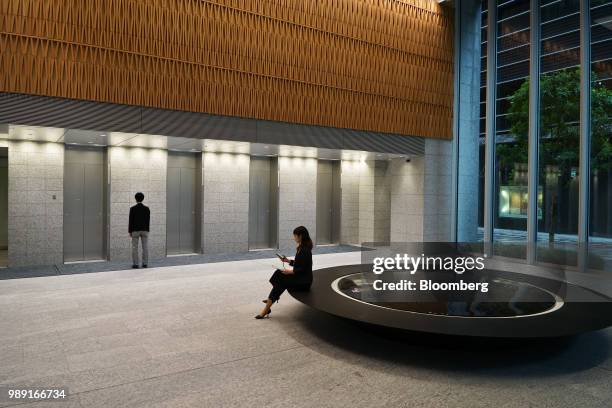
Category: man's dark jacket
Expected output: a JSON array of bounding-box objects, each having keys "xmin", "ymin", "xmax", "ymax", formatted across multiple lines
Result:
[{"xmin": 129, "ymin": 203, "xmax": 150, "ymax": 233}]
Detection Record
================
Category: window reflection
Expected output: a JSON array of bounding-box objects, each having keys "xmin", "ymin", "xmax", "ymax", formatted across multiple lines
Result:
[
  {"xmin": 493, "ymin": 0, "xmax": 530, "ymax": 258},
  {"xmin": 474, "ymin": 0, "xmax": 611, "ymax": 270},
  {"xmin": 589, "ymin": 0, "xmax": 612, "ymax": 271}
]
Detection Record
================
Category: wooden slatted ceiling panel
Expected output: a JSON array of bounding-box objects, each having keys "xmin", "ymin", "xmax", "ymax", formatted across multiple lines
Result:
[{"xmin": 0, "ymin": 0, "xmax": 453, "ymax": 139}]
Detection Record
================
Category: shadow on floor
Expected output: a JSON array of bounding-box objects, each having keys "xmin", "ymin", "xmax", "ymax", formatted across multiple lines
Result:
[
  {"xmin": 284, "ymin": 305, "xmax": 611, "ymax": 378},
  {"xmin": 0, "ymin": 245, "xmax": 362, "ymax": 280}
]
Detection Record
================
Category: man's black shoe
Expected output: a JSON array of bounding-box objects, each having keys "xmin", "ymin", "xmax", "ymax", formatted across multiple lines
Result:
[
  {"xmin": 132, "ymin": 265, "xmax": 139, "ymax": 269},
  {"xmin": 142, "ymin": 264, "xmax": 148, "ymax": 268}
]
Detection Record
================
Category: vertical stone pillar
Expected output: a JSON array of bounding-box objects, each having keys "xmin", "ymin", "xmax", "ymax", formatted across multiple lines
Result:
[
  {"xmin": 278, "ymin": 156, "xmax": 317, "ymax": 253},
  {"xmin": 7, "ymin": 141, "xmax": 64, "ymax": 266},
  {"xmin": 424, "ymin": 139, "xmax": 453, "ymax": 242},
  {"xmin": 390, "ymin": 156, "xmax": 425, "ymax": 242},
  {"xmin": 202, "ymin": 152, "xmax": 250, "ymax": 253},
  {"xmin": 108, "ymin": 147, "xmax": 167, "ymax": 261},
  {"xmin": 340, "ymin": 160, "xmax": 361, "ymax": 245}
]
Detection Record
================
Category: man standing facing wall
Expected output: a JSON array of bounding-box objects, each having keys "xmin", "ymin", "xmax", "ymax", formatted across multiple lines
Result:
[{"xmin": 129, "ymin": 192, "xmax": 150, "ymax": 269}]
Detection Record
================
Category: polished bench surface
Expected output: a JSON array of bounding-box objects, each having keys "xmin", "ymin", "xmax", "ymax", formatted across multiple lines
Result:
[{"xmin": 290, "ymin": 264, "xmax": 612, "ymax": 338}]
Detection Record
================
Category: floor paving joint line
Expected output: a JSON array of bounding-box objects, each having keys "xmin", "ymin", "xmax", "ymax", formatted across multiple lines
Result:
[{"xmin": 68, "ymin": 344, "xmax": 306, "ymax": 398}]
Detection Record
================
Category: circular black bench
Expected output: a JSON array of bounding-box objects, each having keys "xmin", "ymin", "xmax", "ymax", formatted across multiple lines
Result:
[{"xmin": 290, "ymin": 264, "xmax": 612, "ymax": 338}]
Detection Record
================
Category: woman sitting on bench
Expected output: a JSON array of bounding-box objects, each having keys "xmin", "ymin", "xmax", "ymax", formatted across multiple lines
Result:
[{"xmin": 255, "ymin": 226, "xmax": 313, "ymax": 319}]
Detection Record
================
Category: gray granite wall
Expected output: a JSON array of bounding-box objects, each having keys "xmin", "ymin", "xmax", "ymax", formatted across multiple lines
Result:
[
  {"xmin": 7, "ymin": 141, "xmax": 64, "ymax": 266},
  {"xmin": 357, "ymin": 160, "xmax": 391, "ymax": 244},
  {"xmin": 390, "ymin": 156, "xmax": 425, "ymax": 242},
  {"xmin": 423, "ymin": 138, "xmax": 453, "ymax": 242},
  {"xmin": 202, "ymin": 152, "xmax": 250, "ymax": 253},
  {"xmin": 278, "ymin": 156, "xmax": 317, "ymax": 253},
  {"xmin": 2, "ymin": 139, "xmax": 454, "ymax": 267},
  {"xmin": 389, "ymin": 139, "xmax": 453, "ymax": 242},
  {"xmin": 358, "ymin": 160, "xmax": 376, "ymax": 243},
  {"xmin": 373, "ymin": 161, "xmax": 391, "ymax": 243},
  {"xmin": 108, "ymin": 147, "xmax": 167, "ymax": 261},
  {"xmin": 340, "ymin": 160, "xmax": 361, "ymax": 245}
]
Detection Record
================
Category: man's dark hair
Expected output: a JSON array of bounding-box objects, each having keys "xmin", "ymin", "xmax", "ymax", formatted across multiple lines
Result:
[{"xmin": 135, "ymin": 192, "xmax": 145, "ymax": 202}]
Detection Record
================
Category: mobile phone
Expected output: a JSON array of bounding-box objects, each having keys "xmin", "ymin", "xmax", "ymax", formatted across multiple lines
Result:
[{"xmin": 276, "ymin": 253, "xmax": 286, "ymax": 260}]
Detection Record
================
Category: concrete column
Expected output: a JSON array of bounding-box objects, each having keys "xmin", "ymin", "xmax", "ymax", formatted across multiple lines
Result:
[
  {"xmin": 7, "ymin": 141, "xmax": 64, "ymax": 266},
  {"xmin": 202, "ymin": 152, "xmax": 250, "ymax": 253},
  {"xmin": 455, "ymin": 0, "xmax": 482, "ymax": 243},
  {"xmin": 424, "ymin": 139, "xmax": 453, "ymax": 241},
  {"xmin": 357, "ymin": 160, "xmax": 391, "ymax": 245},
  {"xmin": 373, "ymin": 161, "xmax": 391, "ymax": 243},
  {"xmin": 389, "ymin": 139, "xmax": 452, "ymax": 243},
  {"xmin": 358, "ymin": 161, "xmax": 376, "ymax": 244},
  {"xmin": 341, "ymin": 159, "xmax": 401, "ymax": 246},
  {"xmin": 390, "ymin": 156, "xmax": 425, "ymax": 242},
  {"xmin": 278, "ymin": 156, "xmax": 317, "ymax": 253},
  {"xmin": 108, "ymin": 147, "xmax": 167, "ymax": 261}
]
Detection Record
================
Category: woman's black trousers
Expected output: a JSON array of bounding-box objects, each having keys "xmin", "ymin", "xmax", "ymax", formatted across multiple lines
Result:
[{"xmin": 268, "ymin": 269, "xmax": 310, "ymax": 302}]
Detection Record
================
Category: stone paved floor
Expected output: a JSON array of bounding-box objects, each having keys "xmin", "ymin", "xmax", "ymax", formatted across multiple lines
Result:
[{"xmin": 1, "ymin": 252, "xmax": 611, "ymax": 408}]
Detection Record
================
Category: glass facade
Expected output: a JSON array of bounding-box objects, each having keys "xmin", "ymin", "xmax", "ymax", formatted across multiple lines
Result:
[
  {"xmin": 473, "ymin": 0, "xmax": 612, "ymax": 270},
  {"xmin": 494, "ymin": 0, "xmax": 530, "ymax": 258},
  {"xmin": 537, "ymin": 0, "xmax": 581, "ymax": 266},
  {"xmin": 589, "ymin": 0, "xmax": 612, "ymax": 269}
]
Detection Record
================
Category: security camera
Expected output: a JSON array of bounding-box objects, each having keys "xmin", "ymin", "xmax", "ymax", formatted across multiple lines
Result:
[{"xmin": 405, "ymin": 156, "xmax": 411, "ymax": 163}]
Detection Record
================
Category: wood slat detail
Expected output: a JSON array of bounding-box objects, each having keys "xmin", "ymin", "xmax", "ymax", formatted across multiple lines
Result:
[{"xmin": 0, "ymin": 0, "xmax": 454, "ymax": 139}]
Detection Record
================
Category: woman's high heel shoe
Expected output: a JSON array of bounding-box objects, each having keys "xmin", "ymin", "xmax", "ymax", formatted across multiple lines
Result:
[{"xmin": 254, "ymin": 310, "xmax": 271, "ymax": 319}]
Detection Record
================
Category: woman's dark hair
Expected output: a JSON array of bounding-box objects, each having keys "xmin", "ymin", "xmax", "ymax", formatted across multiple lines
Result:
[
  {"xmin": 135, "ymin": 192, "xmax": 145, "ymax": 202},
  {"xmin": 293, "ymin": 226, "xmax": 313, "ymax": 251}
]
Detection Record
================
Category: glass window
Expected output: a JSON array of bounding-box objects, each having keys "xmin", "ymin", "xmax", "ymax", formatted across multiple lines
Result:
[
  {"xmin": 536, "ymin": 0, "xmax": 581, "ymax": 266},
  {"xmin": 471, "ymin": 0, "xmax": 611, "ymax": 269},
  {"xmin": 494, "ymin": 0, "xmax": 531, "ymax": 259},
  {"xmin": 588, "ymin": 0, "xmax": 612, "ymax": 271}
]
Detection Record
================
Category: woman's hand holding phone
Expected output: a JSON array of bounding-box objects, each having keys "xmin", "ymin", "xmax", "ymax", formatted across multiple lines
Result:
[{"xmin": 276, "ymin": 253, "xmax": 289, "ymax": 263}]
